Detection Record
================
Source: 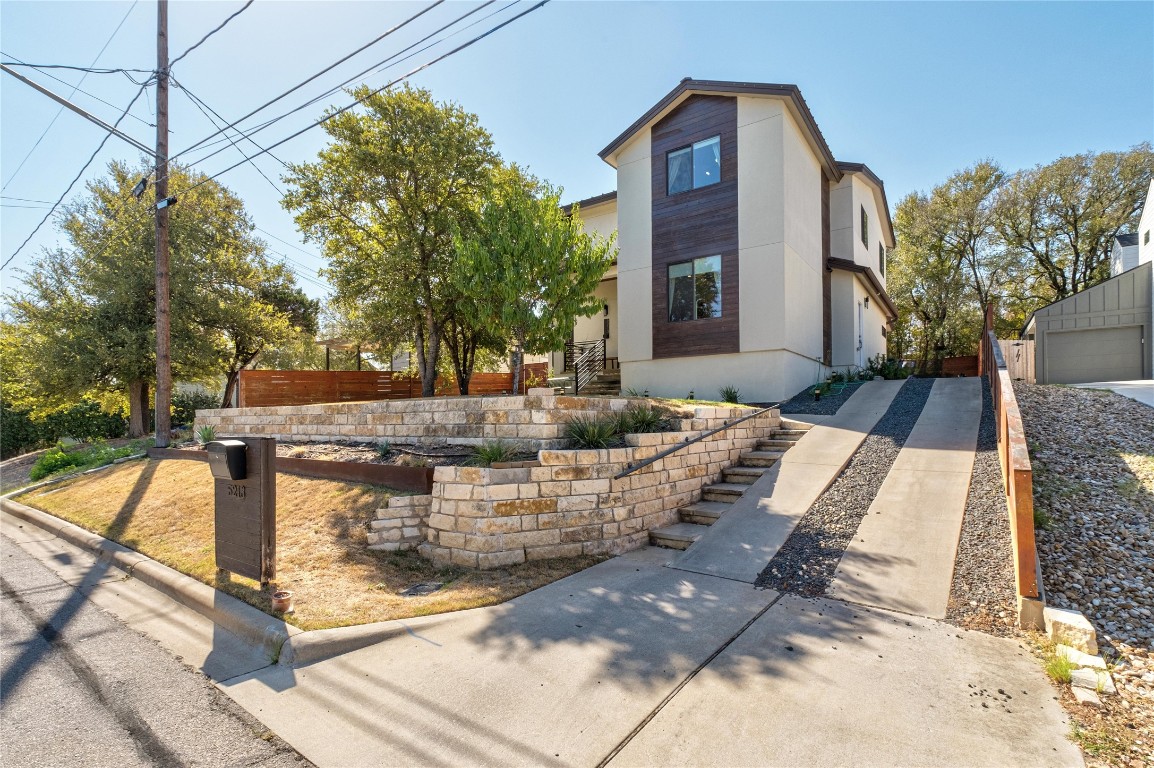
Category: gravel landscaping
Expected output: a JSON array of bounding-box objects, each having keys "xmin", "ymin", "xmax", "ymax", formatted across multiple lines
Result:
[
  {"xmin": 756, "ymin": 377, "xmax": 934, "ymax": 595},
  {"xmin": 778, "ymin": 380, "xmax": 866, "ymax": 415},
  {"xmin": 1016, "ymin": 382, "xmax": 1153, "ymax": 767},
  {"xmin": 945, "ymin": 379, "xmax": 1017, "ymax": 636}
]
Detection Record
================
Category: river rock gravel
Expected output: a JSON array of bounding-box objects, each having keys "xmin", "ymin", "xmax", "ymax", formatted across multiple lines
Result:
[
  {"xmin": 1016, "ymin": 382, "xmax": 1154, "ymax": 767},
  {"xmin": 945, "ymin": 379, "xmax": 1017, "ymax": 635},
  {"xmin": 778, "ymin": 381, "xmax": 866, "ymax": 416},
  {"xmin": 756, "ymin": 377, "xmax": 934, "ymax": 595}
]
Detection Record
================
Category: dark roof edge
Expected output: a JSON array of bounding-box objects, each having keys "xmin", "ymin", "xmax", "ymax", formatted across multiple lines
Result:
[
  {"xmin": 598, "ymin": 80, "xmax": 840, "ymax": 177},
  {"xmin": 836, "ymin": 161, "xmax": 896, "ymax": 247},
  {"xmin": 1116, "ymin": 232, "xmax": 1138, "ymax": 246},
  {"xmin": 827, "ymin": 257, "xmax": 899, "ymax": 321},
  {"xmin": 561, "ymin": 190, "xmax": 617, "ymax": 215}
]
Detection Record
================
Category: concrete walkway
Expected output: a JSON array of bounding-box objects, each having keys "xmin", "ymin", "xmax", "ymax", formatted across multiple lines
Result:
[
  {"xmin": 828, "ymin": 377, "xmax": 983, "ymax": 619},
  {"xmin": 1071, "ymin": 379, "xmax": 1154, "ymax": 408},
  {"xmin": 670, "ymin": 379, "xmax": 904, "ymax": 583}
]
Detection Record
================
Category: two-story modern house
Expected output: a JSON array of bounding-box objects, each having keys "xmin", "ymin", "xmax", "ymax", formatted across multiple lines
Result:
[{"xmin": 557, "ymin": 79, "xmax": 898, "ymax": 402}]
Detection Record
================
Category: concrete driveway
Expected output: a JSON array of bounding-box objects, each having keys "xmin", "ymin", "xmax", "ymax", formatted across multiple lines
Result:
[{"xmin": 1070, "ymin": 380, "xmax": 1154, "ymax": 407}]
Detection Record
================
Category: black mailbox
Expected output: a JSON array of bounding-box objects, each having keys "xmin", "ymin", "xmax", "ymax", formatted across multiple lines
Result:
[{"xmin": 206, "ymin": 439, "xmax": 247, "ymax": 481}]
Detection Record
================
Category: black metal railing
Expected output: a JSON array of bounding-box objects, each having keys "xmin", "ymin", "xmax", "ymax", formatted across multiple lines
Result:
[
  {"xmin": 564, "ymin": 339, "xmax": 603, "ymax": 372},
  {"xmin": 572, "ymin": 338, "xmax": 606, "ymax": 394},
  {"xmin": 613, "ymin": 405, "xmax": 777, "ymax": 479}
]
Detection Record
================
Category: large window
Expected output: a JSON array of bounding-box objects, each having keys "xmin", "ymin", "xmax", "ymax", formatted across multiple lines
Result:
[
  {"xmin": 667, "ymin": 136, "xmax": 721, "ymax": 195},
  {"xmin": 669, "ymin": 255, "xmax": 722, "ymax": 321},
  {"xmin": 861, "ymin": 205, "xmax": 869, "ymax": 248}
]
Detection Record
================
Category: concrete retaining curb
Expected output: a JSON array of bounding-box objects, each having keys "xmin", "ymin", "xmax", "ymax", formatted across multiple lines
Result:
[{"xmin": 0, "ymin": 496, "xmax": 423, "ymax": 666}]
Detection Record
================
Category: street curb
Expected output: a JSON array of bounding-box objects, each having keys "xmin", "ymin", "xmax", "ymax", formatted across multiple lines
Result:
[{"xmin": 0, "ymin": 495, "xmax": 454, "ymax": 667}]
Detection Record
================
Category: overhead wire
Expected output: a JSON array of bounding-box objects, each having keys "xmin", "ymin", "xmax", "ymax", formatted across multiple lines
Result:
[
  {"xmin": 180, "ymin": 0, "xmax": 551, "ymax": 195},
  {"xmin": 168, "ymin": 0, "xmax": 255, "ymax": 69},
  {"xmin": 2, "ymin": 82, "xmax": 150, "ymax": 271},
  {"xmin": 1, "ymin": 0, "xmax": 141, "ymax": 191}
]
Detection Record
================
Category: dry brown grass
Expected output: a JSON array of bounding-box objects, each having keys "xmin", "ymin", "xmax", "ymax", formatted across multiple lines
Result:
[{"xmin": 17, "ymin": 458, "xmax": 603, "ymax": 630}]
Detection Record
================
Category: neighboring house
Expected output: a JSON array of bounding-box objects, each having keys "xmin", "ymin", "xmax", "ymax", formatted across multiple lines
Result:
[
  {"xmin": 1023, "ymin": 180, "xmax": 1154, "ymax": 384},
  {"xmin": 558, "ymin": 79, "xmax": 897, "ymax": 402},
  {"xmin": 1111, "ymin": 233, "xmax": 1139, "ymax": 277}
]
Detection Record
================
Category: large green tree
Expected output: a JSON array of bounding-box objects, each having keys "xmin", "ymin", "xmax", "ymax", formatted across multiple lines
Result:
[
  {"xmin": 282, "ymin": 84, "xmax": 499, "ymax": 397},
  {"xmin": 453, "ymin": 167, "xmax": 617, "ymax": 393},
  {"xmin": 9, "ymin": 160, "xmax": 309, "ymax": 435}
]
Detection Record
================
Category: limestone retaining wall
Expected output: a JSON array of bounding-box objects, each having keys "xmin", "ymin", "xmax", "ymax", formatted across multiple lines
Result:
[
  {"xmin": 367, "ymin": 494, "xmax": 432, "ymax": 552},
  {"xmin": 196, "ymin": 394, "xmax": 641, "ymax": 448},
  {"xmin": 418, "ymin": 408, "xmax": 780, "ymax": 568}
]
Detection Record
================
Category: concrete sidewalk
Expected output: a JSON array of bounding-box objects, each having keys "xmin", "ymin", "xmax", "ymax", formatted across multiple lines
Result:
[
  {"xmin": 827, "ymin": 377, "xmax": 983, "ymax": 619},
  {"xmin": 671, "ymin": 379, "xmax": 904, "ymax": 583},
  {"xmin": 1071, "ymin": 379, "xmax": 1154, "ymax": 408}
]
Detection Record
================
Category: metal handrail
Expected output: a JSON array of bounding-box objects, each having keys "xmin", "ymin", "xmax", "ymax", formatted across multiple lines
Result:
[
  {"xmin": 564, "ymin": 339, "xmax": 602, "ymax": 372},
  {"xmin": 613, "ymin": 405, "xmax": 777, "ymax": 479},
  {"xmin": 573, "ymin": 338, "xmax": 606, "ymax": 393}
]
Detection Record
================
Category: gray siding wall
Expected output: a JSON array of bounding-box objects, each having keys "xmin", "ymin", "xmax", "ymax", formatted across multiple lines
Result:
[{"xmin": 1032, "ymin": 261, "xmax": 1153, "ymax": 383}]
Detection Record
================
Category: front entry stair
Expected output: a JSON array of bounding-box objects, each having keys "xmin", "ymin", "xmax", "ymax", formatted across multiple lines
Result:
[{"xmin": 648, "ymin": 422, "xmax": 811, "ymax": 550}]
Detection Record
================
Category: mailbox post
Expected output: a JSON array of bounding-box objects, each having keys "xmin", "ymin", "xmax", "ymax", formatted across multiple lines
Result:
[{"xmin": 206, "ymin": 437, "xmax": 276, "ymax": 587}]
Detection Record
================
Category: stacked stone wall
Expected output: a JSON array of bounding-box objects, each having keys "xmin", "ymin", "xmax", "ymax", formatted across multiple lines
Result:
[
  {"xmin": 418, "ymin": 408, "xmax": 779, "ymax": 568},
  {"xmin": 367, "ymin": 494, "xmax": 432, "ymax": 552}
]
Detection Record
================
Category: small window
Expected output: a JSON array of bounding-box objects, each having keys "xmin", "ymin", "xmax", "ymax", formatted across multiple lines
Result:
[
  {"xmin": 668, "ymin": 255, "xmax": 722, "ymax": 321},
  {"xmin": 861, "ymin": 206, "xmax": 869, "ymax": 248},
  {"xmin": 1146, "ymin": 230, "xmax": 1151, "ymax": 245},
  {"xmin": 878, "ymin": 242, "xmax": 885, "ymax": 277},
  {"xmin": 667, "ymin": 136, "xmax": 721, "ymax": 195}
]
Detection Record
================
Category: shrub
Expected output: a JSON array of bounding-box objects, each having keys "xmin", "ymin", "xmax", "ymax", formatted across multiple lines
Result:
[
  {"xmin": 719, "ymin": 385, "xmax": 742, "ymax": 404},
  {"xmin": 375, "ymin": 440, "xmax": 392, "ymax": 459},
  {"xmin": 172, "ymin": 390, "xmax": 222, "ymax": 426},
  {"xmin": 617, "ymin": 402, "xmax": 672, "ymax": 434},
  {"xmin": 867, "ymin": 354, "xmax": 907, "ymax": 381},
  {"xmin": 195, "ymin": 424, "xmax": 217, "ymax": 445},
  {"xmin": 564, "ymin": 414, "xmax": 619, "ymax": 449},
  {"xmin": 27, "ymin": 439, "xmax": 150, "ymax": 482},
  {"xmin": 39, "ymin": 400, "xmax": 127, "ymax": 444},
  {"xmin": 469, "ymin": 439, "xmax": 520, "ymax": 467},
  {"xmin": 0, "ymin": 402, "xmax": 39, "ymax": 459}
]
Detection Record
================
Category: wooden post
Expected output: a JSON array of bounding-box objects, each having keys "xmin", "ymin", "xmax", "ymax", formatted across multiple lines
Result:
[{"xmin": 153, "ymin": 0, "xmax": 172, "ymax": 447}]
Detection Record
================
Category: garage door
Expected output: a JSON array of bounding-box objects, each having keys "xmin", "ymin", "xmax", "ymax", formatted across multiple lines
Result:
[{"xmin": 1045, "ymin": 326, "xmax": 1144, "ymax": 384}]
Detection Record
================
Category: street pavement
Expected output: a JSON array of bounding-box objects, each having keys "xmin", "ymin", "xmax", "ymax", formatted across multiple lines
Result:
[{"xmin": 0, "ymin": 530, "xmax": 309, "ymax": 768}]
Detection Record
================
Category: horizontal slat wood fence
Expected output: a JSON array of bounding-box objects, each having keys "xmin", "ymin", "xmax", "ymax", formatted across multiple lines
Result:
[{"xmin": 237, "ymin": 363, "xmax": 549, "ymax": 408}]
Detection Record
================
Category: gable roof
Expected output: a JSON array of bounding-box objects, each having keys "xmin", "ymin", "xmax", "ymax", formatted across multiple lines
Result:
[
  {"xmin": 599, "ymin": 79, "xmax": 840, "ymax": 180},
  {"xmin": 561, "ymin": 190, "xmax": 617, "ymax": 216},
  {"xmin": 837, "ymin": 161, "xmax": 896, "ymax": 247},
  {"xmin": 1116, "ymin": 233, "xmax": 1139, "ymax": 247}
]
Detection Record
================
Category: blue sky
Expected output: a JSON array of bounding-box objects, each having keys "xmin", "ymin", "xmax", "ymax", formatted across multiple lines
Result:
[{"xmin": 2, "ymin": 1, "xmax": 1151, "ymax": 305}]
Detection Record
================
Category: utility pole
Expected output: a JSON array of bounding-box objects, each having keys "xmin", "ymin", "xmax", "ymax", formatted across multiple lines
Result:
[{"xmin": 154, "ymin": 0, "xmax": 172, "ymax": 447}]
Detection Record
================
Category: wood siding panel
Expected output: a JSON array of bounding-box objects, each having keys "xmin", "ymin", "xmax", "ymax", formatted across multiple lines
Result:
[{"xmin": 650, "ymin": 95, "xmax": 740, "ymax": 359}]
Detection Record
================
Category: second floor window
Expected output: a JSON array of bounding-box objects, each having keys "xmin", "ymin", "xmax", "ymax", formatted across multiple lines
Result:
[
  {"xmin": 861, "ymin": 205, "xmax": 869, "ymax": 248},
  {"xmin": 669, "ymin": 255, "xmax": 722, "ymax": 321},
  {"xmin": 879, "ymin": 242, "xmax": 885, "ymax": 277},
  {"xmin": 668, "ymin": 136, "xmax": 721, "ymax": 195}
]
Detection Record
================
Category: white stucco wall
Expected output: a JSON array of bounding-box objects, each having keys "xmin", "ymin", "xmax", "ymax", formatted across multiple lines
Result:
[
  {"xmin": 831, "ymin": 173, "xmax": 889, "ymax": 285},
  {"xmin": 575, "ymin": 200, "xmax": 617, "ymax": 243},
  {"xmin": 780, "ymin": 107, "xmax": 824, "ymax": 359},
  {"xmin": 615, "ymin": 129, "xmax": 653, "ymax": 365},
  {"xmin": 1138, "ymin": 180, "xmax": 1154, "ymax": 268},
  {"xmin": 830, "ymin": 270, "xmax": 888, "ymax": 369},
  {"xmin": 572, "ymin": 279, "xmax": 618, "ymax": 358},
  {"xmin": 621, "ymin": 349, "xmax": 821, "ymax": 403}
]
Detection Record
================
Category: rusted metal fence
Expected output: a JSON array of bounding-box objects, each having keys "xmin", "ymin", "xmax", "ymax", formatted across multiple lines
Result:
[{"xmin": 981, "ymin": 305, "xmax": 1043, "ymax": 628}]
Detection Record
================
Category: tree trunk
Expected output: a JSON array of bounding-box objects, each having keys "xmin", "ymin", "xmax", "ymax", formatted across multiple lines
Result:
[
  {"xmin": 127, "ymin": 379, "xmax": 149, "ymax": 438},
  {"xmin": 221, "ymin": 369, "xmax": 240, "ymax": 409},
  {"xmin": 511, "ymin": 341, "xmax": 524, "ymax": 395},
  {"xmin": 415, "ymin": 309, "xmax": 441, "ymax": 398}
]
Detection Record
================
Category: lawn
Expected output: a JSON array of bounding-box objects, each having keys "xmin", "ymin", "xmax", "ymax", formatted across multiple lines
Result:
[{"xmin": 16, "ymin": 458, "xmax": 602, "ymax": 631}]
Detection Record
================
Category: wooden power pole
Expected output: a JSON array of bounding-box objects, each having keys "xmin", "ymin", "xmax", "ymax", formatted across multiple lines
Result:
[{"xmin": 154, "ymin": 0, "xmax": 172, "ymax": 447}]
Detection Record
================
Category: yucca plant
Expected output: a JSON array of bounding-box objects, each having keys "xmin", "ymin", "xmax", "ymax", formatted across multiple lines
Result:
[
  {"xmin": 469, "ymin": 439, "xmax": 520, "ymax": 467},
  {"xmin": 719, "ymin": 385, "xmax": 742, "ymax": 404},
  {"xmin": 564, "ymin": 414, "xmax": 619, "ymax": 449},
  {"xmin": 195, "ymin": 424, "xmax": 216, "ymax": 445},
  {"xmin": 617, "ymin": 402, "xmax": 671, "ymax": 434}
]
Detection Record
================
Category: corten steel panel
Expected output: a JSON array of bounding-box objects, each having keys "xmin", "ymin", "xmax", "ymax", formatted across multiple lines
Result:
[
  {"xmin": 650, "ymin": 95, "xmax": 740, "ymax": 359},
  {"xmin": 213, "ymin": 436, "xmax": 276, "ymax": 583}
]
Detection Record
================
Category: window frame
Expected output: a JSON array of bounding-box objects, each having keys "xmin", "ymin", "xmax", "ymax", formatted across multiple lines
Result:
[
  {"xmin": 667, "ymin": 255, "xmax": 723, "ymax": 322},
  {"xmin": 861, "ymin": 205, "xmax": 869, "ymax": 248},
  {"xmin": 878, "ymin": 242, "xmax": 885, "ymax": 277},
  {"xmin": 666, "ymin": 135, "xmax": 722, "ymax": 196}
]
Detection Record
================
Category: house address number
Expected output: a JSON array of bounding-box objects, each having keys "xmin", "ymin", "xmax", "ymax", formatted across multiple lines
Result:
[{"xmin": 227, "ymin": 484, "xmax": 247, "ymax": 499}]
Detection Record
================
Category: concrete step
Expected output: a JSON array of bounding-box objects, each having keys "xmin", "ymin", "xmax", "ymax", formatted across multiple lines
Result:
[
  {"xmin": 757, "ymin": 438, "xmax": 799, "ymax": 450},
  {"xmin": 779, "ymin": 418, "xmax": 815, "ymax": 431},
  {"xmin": 770, "ymin": 429, "xmax": 809, "ymax": 440},
  {"xmin": 702, "ymin": 482, "xmax": 748, "ymax": 503},
  {"xmin": 723, "ymin": 465, "xmax": 768, "ymax": 484},
  {"xmin": 678, "ymin": 501, "xmax": 732, "ymax": 526},
  {"xmin": 741, "ymin": 450, "xmax": 786, "ymax": 467},
  {"xmin": 649, "ymin": 522, "xmax": 711, "ymax": 550}
]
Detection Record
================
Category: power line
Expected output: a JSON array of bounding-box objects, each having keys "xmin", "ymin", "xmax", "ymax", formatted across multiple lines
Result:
[
  {"xmin": 1, "ymin": 0, "xmax": 141, "ymax": 191},
  {"xmin": 0, "ymin": 195, "xmax": 54, "ymax": 204},
  {"xmin": 254, "ymin": 225, "xmax": 323, "ymax": 261},
  {"xmin": 169, "ymin": 0, "xmax": 254, "ymax": 69},
  {"xmin": 0, "ymin": 54, "xmax": 155, "ymax": 126},
  {"xmin": 169, "ymin": 1, "xmax": 444, "ymax": 164},
  {"xmin": 173, "ymin": 0, "xmax": 500, "ymax": 171},
  {"xmin": 1, "ymin": 82, "xmax": 149, "ymax": 271},
  {"xmin": 182, "ymin": 0, "xmax": 550, "ymax": 193},
  {"xmin": 0, "ymin": 63, "xmax": 154, "ymax": 75}
]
